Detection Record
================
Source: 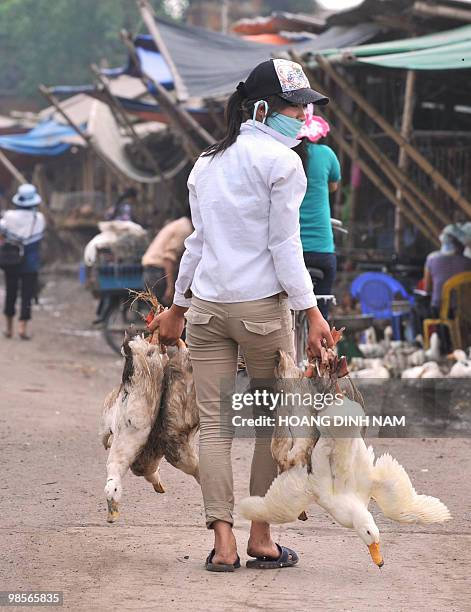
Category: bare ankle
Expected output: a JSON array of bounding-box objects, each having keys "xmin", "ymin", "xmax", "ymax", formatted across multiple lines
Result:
[{"xmin": 211, "ymin": 521, "xmax": 238, "ymax": 563}]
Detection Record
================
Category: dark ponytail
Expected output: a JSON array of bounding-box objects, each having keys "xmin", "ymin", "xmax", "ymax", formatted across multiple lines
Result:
[
  {"xmin": 202, "ymin": 91, "xmax": 293, "ymax": 158},
  {"xmin": 202, "ymin": 91, "xmax": 245, "ymax": 158}
]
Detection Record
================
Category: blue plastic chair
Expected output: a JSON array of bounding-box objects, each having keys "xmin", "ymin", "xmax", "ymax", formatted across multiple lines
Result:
[{"xmin": 351, "ymin": 272, "xmax": 413, "ymax": 339}]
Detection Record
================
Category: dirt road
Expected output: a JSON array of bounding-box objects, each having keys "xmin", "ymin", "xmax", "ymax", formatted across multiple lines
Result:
[{"xmin": 1, "ymin": 274, "xmax": 470, "ymax": 611}]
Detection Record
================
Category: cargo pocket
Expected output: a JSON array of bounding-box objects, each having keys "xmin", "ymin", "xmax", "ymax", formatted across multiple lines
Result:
[
  {"xmin": 184, "ymin": 310, "xmax": 213, "ymax": 325},
  {"xmin": 242, "ymin": 319, "xmax": 282, "ymax": 335}
]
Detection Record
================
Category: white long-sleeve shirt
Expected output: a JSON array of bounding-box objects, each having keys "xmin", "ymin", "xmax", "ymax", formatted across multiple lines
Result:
[
  {"xmin": 173, "ymin": 120, "xmax": 316, "ymax": 311},
  {"xmin": 0, "ymin": 209, "xmax": 45, "ymax": 245}
]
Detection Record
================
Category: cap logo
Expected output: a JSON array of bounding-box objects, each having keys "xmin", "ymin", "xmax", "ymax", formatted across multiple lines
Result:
[{"xmin": 273, "ymin": 59, "xmax": 310, "ymax": 93}]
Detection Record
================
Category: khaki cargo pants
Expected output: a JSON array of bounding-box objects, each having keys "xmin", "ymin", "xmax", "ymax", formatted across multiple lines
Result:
[{"xmin": 185, "ymin": 293, "xmax": 294, "ymax": 528}]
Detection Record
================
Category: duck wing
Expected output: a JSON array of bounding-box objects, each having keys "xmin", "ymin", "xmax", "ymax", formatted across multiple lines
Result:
[
  {"xmin": 372, "ymin": 453, "xmax": 451, "ymax": 523},
  {"xmin": 309, "ymin": 438, "xmax": 336, "ymax": 503},
  {"xmin": 356, "ymin": 441, "xmax": 375, "ymax": 498}
]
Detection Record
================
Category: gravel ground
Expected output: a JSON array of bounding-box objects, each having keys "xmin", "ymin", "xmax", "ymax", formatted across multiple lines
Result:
[{"xmin": 0, "ymin": 274, "xmax": 470, "ymax": 612}]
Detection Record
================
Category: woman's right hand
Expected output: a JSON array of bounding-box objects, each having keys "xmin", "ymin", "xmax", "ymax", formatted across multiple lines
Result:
[{"xmin": 148, "ymin": 304, "xmax": 186, "ymax": 345}]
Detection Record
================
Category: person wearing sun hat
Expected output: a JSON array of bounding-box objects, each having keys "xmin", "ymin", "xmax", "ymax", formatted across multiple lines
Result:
[
  {"xmin": 0, "ymin": 183, "xmax": 46, "ymax": 339},
  {"xmin": 148, "ymin": 59, "xmax": 331, "ymax": 571}
]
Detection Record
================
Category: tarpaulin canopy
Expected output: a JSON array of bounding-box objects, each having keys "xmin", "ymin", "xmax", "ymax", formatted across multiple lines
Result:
[
  {"xmin": 359, "ymin": 38, "xmax": 471, "ymax": 70},
  {"xmin": 340, "ymin": 23, "xmax": 471, "ymax": 57},
  {"xmin": 0, "ymin": 120, "xmax": 77, "ymax": 156},
  {"xmin": 308, "ymin": 24, "xmax": 471, "ymax": 70},
  {"xmin": 113, "ymin": 18, "xmax": 380, "ymax": 100}
]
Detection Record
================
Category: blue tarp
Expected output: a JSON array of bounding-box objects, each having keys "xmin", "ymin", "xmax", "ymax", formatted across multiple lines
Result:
[
  {"xmin": 101, "ymin": 34, "xmax": 175, "ymax": 90},
  {"xmin": 0, "ymin": 119, "xmax": 77, "ymax": 156}
]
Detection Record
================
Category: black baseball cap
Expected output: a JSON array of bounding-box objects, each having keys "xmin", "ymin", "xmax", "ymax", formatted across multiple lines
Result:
[{"xmin": 237, "ymin": 58, "xmax": 329, "ymax": 106}]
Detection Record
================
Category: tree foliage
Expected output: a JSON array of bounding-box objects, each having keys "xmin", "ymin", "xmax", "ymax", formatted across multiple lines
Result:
[{"xmin": 0, "ymin": 0, "xmax": 172, "ymax": 99}]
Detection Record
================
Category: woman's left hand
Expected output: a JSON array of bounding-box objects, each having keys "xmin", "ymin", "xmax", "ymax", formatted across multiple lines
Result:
[{"xmin": 306, "ymin": 307, "xmax": 333, "ymax": 358}]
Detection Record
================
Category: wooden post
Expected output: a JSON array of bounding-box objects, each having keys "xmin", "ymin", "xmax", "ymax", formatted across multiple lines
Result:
[
  {"xmin": 348, "ymin": 138, "xmax": 360, "ymax": 250},
  {"xmin": 314, "ymin": 55, "xmax": 471, "ymax": 218},
  {"xmin": 395, "ymin": 70, "xmax": 416, "ymax": 254},
  {"xmin": 104, "ymin": 164, "xmax": 112, "ymax": 209}
]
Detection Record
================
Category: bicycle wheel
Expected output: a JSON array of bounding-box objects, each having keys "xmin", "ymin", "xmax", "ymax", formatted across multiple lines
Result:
[{"xmin": 103, "ymin": 298, "xmax": 148, "ymax": 355}]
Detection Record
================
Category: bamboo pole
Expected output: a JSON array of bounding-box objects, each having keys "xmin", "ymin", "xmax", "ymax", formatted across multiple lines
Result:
[
  {"xmin": 329, "ymin": 123, "xmax": 440, "ymax": 245},
  {"xmin": 395, "ymin": 70, "xmax": 416, "ymax": 253},
  {"xmin": 303, "ymin": 69, "xmax": 448, "ymax": 234},
  {"xmin": 314, "ymin": 55, "xmax": 471, "ymax": 218},
  {"xmin": 135, "ymin": 0, "xmax": 189, "ymax": 101},
  {"xmin": 413, "ymin": 1, "xmax": 471, "ymax": 21},
  {"xmin": 348, "ymin": 138, "xmax": 360, "ymax": 250},
  {"xmin": 91, "ymin": 64, "xmax": 180, "ymax": 205}
]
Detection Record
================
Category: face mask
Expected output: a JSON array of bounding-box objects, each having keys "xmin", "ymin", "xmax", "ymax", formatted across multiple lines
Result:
[{"xmin": 265, "ymin": 112, "xmax": 305, "ymax": 139}]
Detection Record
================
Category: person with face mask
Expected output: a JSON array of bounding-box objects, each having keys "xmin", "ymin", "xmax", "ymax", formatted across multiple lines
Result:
[{"xmin": 149, "ymin": 59, "xmax": 331, "ymax": 571}]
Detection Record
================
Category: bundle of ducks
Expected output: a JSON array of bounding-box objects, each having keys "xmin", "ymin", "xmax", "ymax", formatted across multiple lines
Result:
[
  {"xmin": 240, "ymin": 329, "xmax": 451, "ymax": 567},
  {"xmin": 99, "ymin": 296, "xmax": 199, "ymax": 523}
]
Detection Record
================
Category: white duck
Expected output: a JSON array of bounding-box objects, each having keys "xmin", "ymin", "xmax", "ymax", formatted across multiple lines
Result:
[
  {"xmin": 447, "ymin": 349, "xmax": 471, "ymax": 378},
  {"xmin": 424, "ymin": 332, "xmax": 441, "ymax": 362},
  {"xmin": 349, "ymin": 358, "xmax": 390, "ymax": 379},
  {"xmin": 358, "ymin": 326, "xmax": 390, "ymax": 358},
  {"xmin": 401, "ymin": 361, "xmax": 444, "ymax": 379},
  {"xmin": 240, "ymin": 424, "xmax": 451, "ymax": 567}
]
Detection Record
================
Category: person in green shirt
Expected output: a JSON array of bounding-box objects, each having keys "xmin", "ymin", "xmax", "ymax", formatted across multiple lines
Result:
[{"xmin": 299, "ymin": 136, "xmax": 341, "ymax": 318}]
